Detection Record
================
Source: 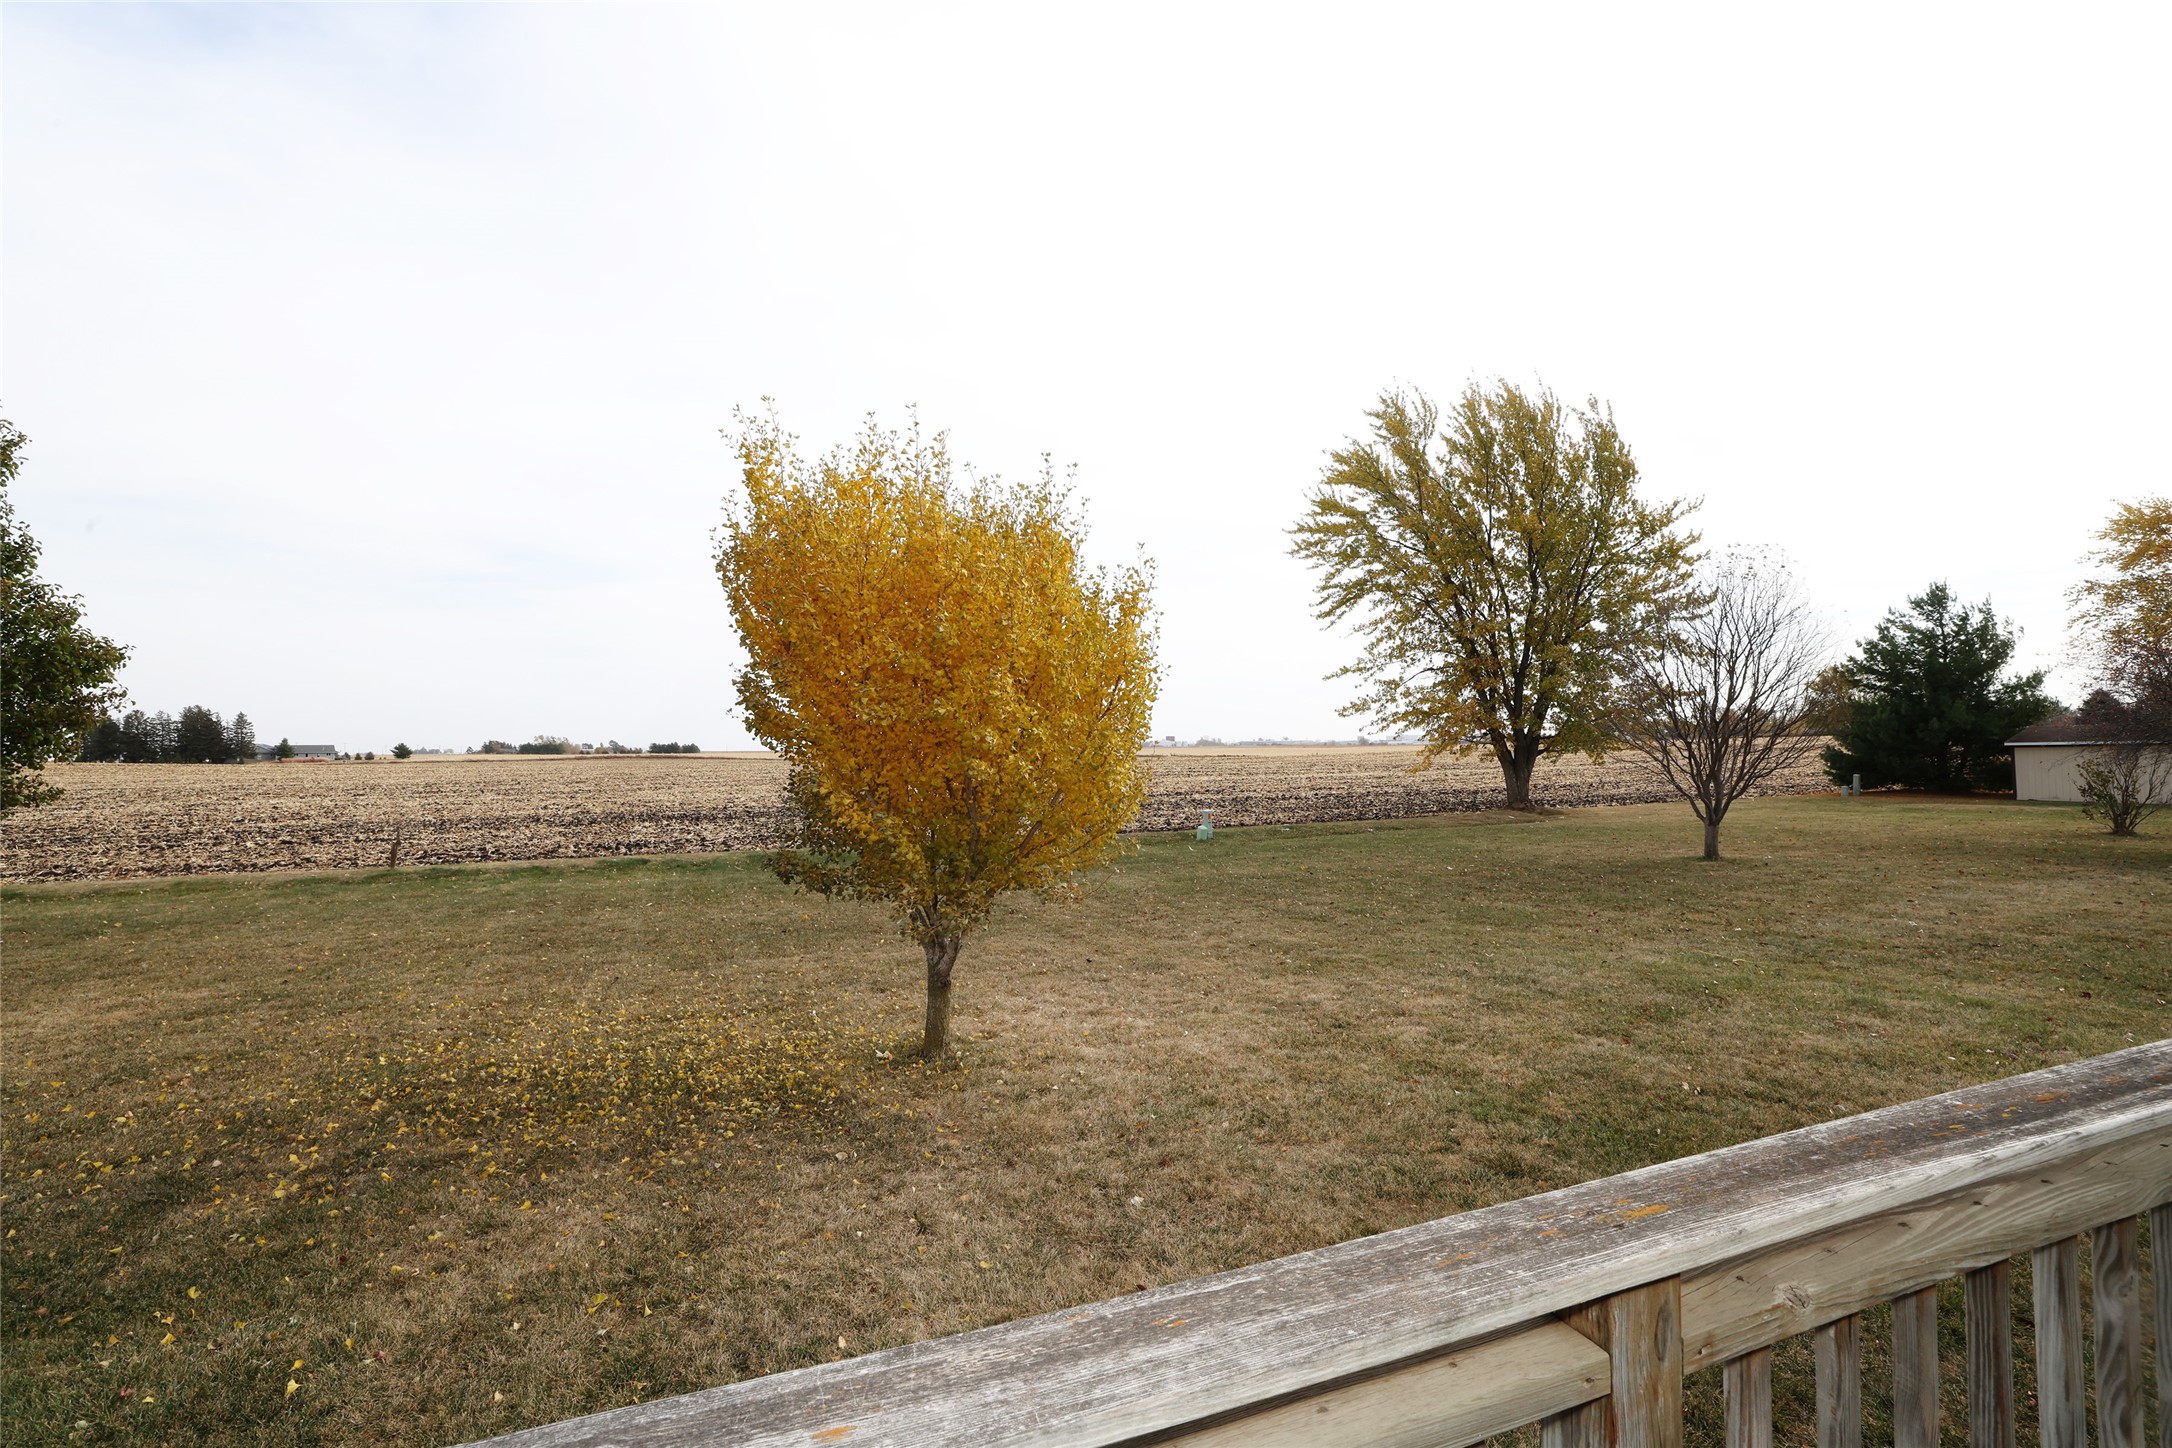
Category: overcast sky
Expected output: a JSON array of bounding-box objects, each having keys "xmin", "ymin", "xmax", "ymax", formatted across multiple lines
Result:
[{"xmin": 6, "ymin": 4, "xmax": 2167, "ymax": 751}]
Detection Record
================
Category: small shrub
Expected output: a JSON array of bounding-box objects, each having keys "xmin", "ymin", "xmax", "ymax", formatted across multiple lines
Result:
[{"xmin": 2076, "ymin": 744, "xmax": 2170, "ymax": 836}]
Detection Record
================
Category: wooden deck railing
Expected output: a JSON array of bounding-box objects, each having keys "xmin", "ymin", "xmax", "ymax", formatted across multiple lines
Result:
[{"xmin": 478, "ymin": 1041, "xmax": 2171, "ymax": 1448}]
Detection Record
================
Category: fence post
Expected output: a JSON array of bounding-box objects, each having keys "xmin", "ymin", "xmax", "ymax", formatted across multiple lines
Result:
[{"xmin": 1566, "ymin": 1279, "xmax": 1683, "ymax": 1448}]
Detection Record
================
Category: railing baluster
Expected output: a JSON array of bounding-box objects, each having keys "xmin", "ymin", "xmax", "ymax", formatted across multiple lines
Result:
[
  {"xmin": 1723, "ymin": 1348, "xmax": 1772, "ymax": 1448},
  {"xmin": 2035, "ymin": 1237, "xmax": 2087, "ymax": 1448},
  {"xmin": 2092, "ymin": 1218, "xmax": 2143, "ymax": 1448},
  {"xmin": 1542, "ymin": 1398, "xmax": 1609, "ymax": 1448},
  {"xmin": 1565, "ymin": 1278, "xmax": 1683, "ymax": 1448},
  {"xmin": 1892, "ymin": 1286, "xmax": 1940, "ymax": 1448},
  {"xmin": 1814, "ymin": 1314, "xmax": 1862, "ymax": 1448},
  {"xmin": 2154, "ymin": 1203, "xmax": 2172, "ymax": 1448},
  {"xmin": 1966, "ymin": 1260, "xmax": 2015, "ymax": 1448}
]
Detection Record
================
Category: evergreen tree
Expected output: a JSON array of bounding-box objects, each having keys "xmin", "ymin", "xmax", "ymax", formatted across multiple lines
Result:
[
  {"xmin": 147, "ymin": 710, "xmax": 179, "ymax": 763},
  {"xmin": 80, "ymin": 717, "xmax": 125, "ymax": 761},
  {"xmin": 228, "ymin": 712, "xmax": 258, "ymax": 762},
  {"xmin": 117, "ymin": 709, "xmax": 155, "ymax": 762},
  {"xmin": 174, "ymin": 705, "xmax": 227, "ymax": 763},
  {"xmin": 1822, "ymin": 583, "xmax": 2056, "ymax": 792}
]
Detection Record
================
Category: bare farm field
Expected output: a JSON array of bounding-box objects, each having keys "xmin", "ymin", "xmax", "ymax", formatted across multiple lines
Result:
[{"xmin": 0, "ymin": 747, "xmax": 1830, "ymax": 882}]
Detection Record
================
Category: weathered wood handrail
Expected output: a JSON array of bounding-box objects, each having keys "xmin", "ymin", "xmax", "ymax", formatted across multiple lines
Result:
[{"xmin": 477, "ymin": 1041, "xmax": 2172, "ymax": 1448}]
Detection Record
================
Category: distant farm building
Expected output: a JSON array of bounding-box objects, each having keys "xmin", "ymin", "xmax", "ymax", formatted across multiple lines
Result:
[
  {"xmin": 2006, "ymin": 716, "xmax": 2172, "ymax": 802},
  {"xmin": 257, "ymin": 743, "xmax": 338, "ymax": 760}
]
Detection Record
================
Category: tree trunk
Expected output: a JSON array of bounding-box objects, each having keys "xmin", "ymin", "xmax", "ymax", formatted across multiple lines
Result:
[
  {"xmin": 1494, "ymin": 742, "xmax": 1546, "ymax": 811},
  {"xmin": 920, "ymin": 935, "xmax": 962, "ymax": 1058},
  {"xmin": 1703, "ymin": 818, "xmax": 1720, "ymax": 861}
]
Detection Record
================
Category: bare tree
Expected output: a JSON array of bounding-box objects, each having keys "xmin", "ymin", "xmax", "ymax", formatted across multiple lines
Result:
[
  {"xmin": 2071, "ymin": 646, "xmax": 2172, "ymax": 837},
  {"xmin": 2076, "ymin": 740, "xmax": 2172, "ymax": 836},
  {"xmin": 1617, "ymin": 556, "xmax": 1825, "ymax": 860}
]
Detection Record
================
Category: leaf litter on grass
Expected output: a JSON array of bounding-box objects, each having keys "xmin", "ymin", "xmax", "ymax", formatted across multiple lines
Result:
[{"xmin": 4, "ymin": 990, "xmax": 920, "ymax": 1243}]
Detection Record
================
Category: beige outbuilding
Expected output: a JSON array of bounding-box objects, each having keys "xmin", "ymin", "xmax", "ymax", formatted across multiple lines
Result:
[{"xmin": 2007, "ymin": 715, "xmax": 2172, "ymax": 802}]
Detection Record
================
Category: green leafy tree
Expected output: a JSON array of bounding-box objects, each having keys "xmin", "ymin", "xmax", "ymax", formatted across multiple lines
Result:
[
  {"xmin": 1291, "ymin": 382, "xmax": 1701, "ymax": 808},
  {"xmin": 1822, "ymin": 583, "xmax": 2055, "ymax": 793},
  {"xmin": 0, "ymin": 418, "xmax": 129, "ymax": 810}
]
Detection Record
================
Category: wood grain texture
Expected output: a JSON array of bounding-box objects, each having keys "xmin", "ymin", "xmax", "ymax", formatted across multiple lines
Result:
[
  {"xmin": 1540, "ymin": 1397, "xmax": 1607, "ymax": 1448},
  {"xmin": 1891, "ymin": 1287, "xmax": 1939, "ymax": 1448},
  {"xmin": 2153, "ymin": 1203, "xmax": 2171, "ymax": 1448},
  {"xmin": 1965, "ymin": 1261, "xmax": 2014, "ymax": 1448},
  {"xmin": 1565, "ymin": 1280, "xmax": 1683, "ymax": 1448},
  {"xmin": 1814, "ymin": 1315, "xmax": 1862, "ymax": 1448},
  {"xmin": 1680, "ymin": 1132, "xmax": 2170, "ymax": 1370},
  {"xmin": 1723, "ymin": 1348, "xmax": 1772, "ymax": 1448},
  {"xmin": 2033, "ymin": 1238, "xmax": 2086, "ymax": 1448},
  {"xmin": 2091, "ymin": 1218, "xmax": 2143, "ymax": 1448},
  {"xmin": 1157, "ymin": 1320, "xmax": 1607, "ymax": 1448},
  {"xmin": 470, "ymin": 1043, "xmax": 2171, "ymax": 1448}
]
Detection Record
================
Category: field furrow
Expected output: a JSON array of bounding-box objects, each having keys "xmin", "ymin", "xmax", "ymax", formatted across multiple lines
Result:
[{"xmin": 0, "ymin": 748, "xmax": 1832, "ymax": 881}]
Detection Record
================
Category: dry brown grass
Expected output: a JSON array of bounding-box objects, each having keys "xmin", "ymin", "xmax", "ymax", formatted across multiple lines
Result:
[
  {"xmin": 3, "ymin": 795, "xmax": 2163, "ymax": 1446},
  {"xmin": 0, "ymin": 746, "xmax": 1830, "ymax": 881}
]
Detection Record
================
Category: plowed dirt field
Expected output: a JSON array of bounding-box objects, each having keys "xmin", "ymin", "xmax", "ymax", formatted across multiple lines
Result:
[{"xmin": 0, "ymin": 748, "xmax": 1830, "ymax": 881}]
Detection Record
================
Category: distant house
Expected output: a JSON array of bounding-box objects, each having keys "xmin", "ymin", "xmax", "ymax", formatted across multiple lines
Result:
[
  {"xmin": 257, "ymin": 743, "xmax": 338, "ymax": 761},
  {"xmin": 2006, "ymin": 716, "xmax": 2171, "ymax": 802}
]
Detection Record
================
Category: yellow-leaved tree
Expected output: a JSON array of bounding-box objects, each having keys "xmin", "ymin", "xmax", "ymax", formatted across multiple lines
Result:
[
  {"xmin": 1291, "ymin": 382, "xmax": 1702, "ymax": 809},
  {"xmin": 716, "ymin": 411, "xmax": 1158, "ymax": 1057},
  {"xmin": 2070, "ymin": 496, "xmax": 2172, "ymax": 713}
]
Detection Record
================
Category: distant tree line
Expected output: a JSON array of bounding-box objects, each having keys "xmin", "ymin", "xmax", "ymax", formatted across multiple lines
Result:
[
  {"xmin": 80, "ymin": 707, "xmax": 258, "ymax": 764},
  {"xmin": 465, "ymin": 737, "xmax": 701, "ymax": 754},
  {"xmin": 469, "ymin": 739, "xmax": 576, "ymax": 754}
]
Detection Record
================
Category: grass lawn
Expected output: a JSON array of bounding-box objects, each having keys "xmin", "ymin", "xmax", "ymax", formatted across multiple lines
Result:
[{"xmin": 3, "ymin": 795, "xmax": 2166, "ymax": 1446}]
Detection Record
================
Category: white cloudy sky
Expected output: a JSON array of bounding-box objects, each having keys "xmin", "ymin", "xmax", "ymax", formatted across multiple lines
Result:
[{"xmin": 5, "ymin": 4, "xmax": 2167, "ymax": 751}]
